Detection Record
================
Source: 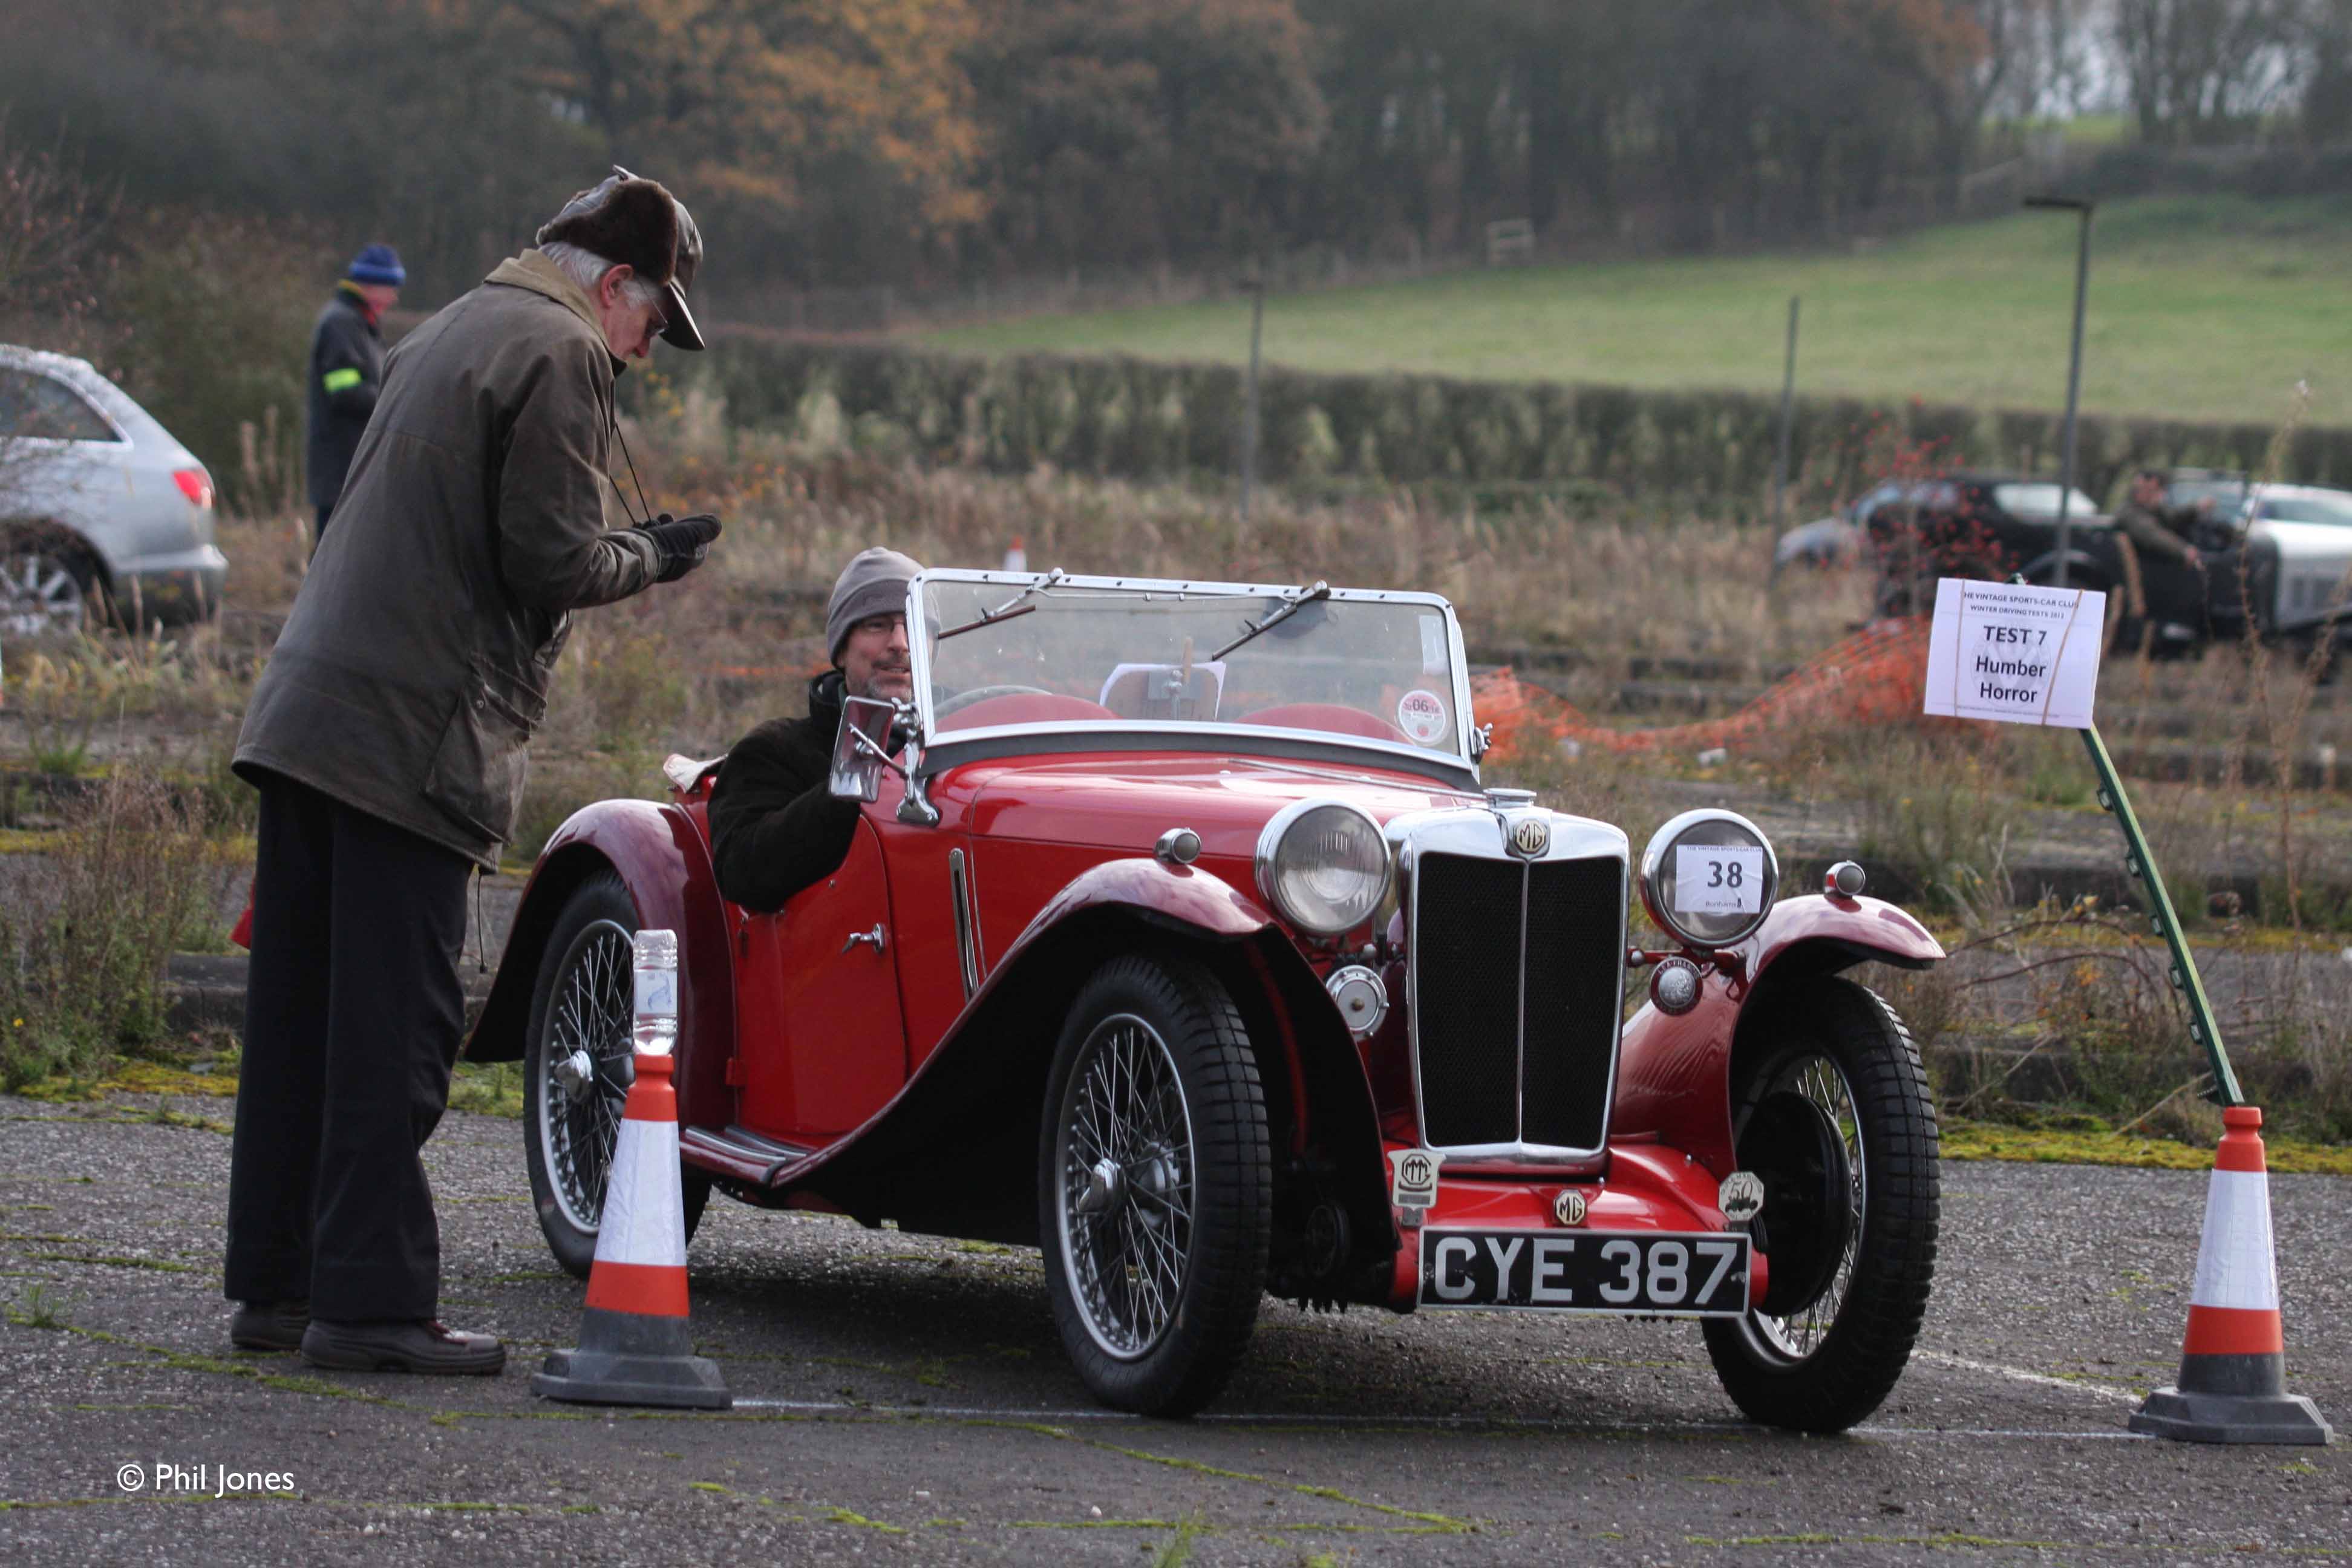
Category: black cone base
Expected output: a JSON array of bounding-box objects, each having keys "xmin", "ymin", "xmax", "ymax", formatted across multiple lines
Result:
[
  {"xmin": 2131, "ymin": 1387, "xmax": 2331, "ymax": 1445},
  {"xmin": 532, "ymin": 1305, "xmax": 731, "ymax": 1411}
]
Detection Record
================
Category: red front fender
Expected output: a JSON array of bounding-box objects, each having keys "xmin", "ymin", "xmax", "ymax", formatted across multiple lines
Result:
[
  {"xmin": 1000, "ymin": 855, "xmax": 1275, "ymax": 959},
  {"xmin": 1612, "ymin": 893, "xmax": 1942, "ymax": 1178},
  {"xmin": 465, "ymin": 799, "xmax": 737, "ymax": 1128}
]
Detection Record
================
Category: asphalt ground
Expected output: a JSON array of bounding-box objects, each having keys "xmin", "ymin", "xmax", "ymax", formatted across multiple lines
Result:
[{"xmin": 2, "ymin": 1096, "xmax": 2347, "ymax": 1566}]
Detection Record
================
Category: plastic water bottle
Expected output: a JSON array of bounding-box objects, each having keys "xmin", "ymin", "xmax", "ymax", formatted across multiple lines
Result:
[
  {"xmin": 1003, "ymin": 535, "xmax": 1027, "ymax": 574},
  {"xmin": 632, "ymin": 929, "xmax": 679, "ymax": 1057}
]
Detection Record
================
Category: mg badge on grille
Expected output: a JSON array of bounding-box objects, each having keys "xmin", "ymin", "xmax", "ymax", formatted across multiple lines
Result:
[
  {"xmin": 1509, "ymin": 816, "xmax": 1550, "ymax": 859},
  {"xmin": 1552, "ymin": 1188, "xmax": 1588, "ymax": 1226}
]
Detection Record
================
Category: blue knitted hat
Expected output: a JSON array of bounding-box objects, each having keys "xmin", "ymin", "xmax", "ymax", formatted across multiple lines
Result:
[{"xmin": 345, "ymin": 244, "xmax": 405, "ymax": 286}]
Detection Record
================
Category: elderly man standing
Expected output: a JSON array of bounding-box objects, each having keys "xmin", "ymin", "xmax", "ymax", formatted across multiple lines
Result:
[
  {"xmin": 306, "ymin": 243, "xmax": 404, "ymax": 544},
  {"xmin": 225, "ymin": 170, "xmax": 724, "ymax": 1373},
  {"xmin": 710, "ymin": 547, "xmax": 924, "ymax": 913}
]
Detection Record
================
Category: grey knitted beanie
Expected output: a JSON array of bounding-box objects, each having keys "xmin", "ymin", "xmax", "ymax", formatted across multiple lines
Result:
[{"xmin": 826, "ymin": 547, "xmax": 923, "ymax": 664}]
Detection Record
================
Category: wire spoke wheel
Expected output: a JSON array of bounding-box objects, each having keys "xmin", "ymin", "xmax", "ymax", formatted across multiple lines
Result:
[
  {"xmin": 1702, "ymin": 979, "xmax": 1939, "ymax": 1434},
  {"xmin": 522, "ymin": 871, "xmax": 707, "ymax": 1278},
  {"xmin": 1040, "ymin": 953, "xmax": 1270, "ymax": 1417},
  {"xmin": 540, "ymin": 920, "xmax": 635, "ymax": 1233},
  {"xmin": 1742, "ymin": 1053, "xmax": 1864, "ymax": 1362},
  {"xmin": 1057, "ymin": 1014, "xmax": 1196, "ymax": 1359}
]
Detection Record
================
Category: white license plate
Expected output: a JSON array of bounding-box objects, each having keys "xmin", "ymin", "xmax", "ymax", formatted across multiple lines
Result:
[{"xmin": 1418, "ymin": 1229, "xmax": 1751, "ymax": 1316}]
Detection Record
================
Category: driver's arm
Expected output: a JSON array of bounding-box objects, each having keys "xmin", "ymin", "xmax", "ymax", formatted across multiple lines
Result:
[{"xmin": 708, "ymin": 717, "xmax": 863, "ymax": 914}]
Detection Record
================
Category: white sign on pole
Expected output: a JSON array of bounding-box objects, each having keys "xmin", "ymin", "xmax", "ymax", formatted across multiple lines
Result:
[{"xmin": 1922, "ymin": 579, "xmax": 2106, "ymax": 729}]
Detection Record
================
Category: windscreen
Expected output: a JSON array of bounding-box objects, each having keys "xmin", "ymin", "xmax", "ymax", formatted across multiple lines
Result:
[{"xmin": 918, "ymin": 578, "xmax": 1464, "ymax": 755}]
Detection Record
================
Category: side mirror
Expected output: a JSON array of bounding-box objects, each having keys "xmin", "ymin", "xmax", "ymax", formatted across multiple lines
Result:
[{"xmin": 828, "ymin": 695, "xmax": 907, "ymax": 802}]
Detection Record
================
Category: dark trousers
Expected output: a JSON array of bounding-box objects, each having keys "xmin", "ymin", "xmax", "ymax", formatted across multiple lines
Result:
[{"xmin": 224, "ymin": 774, "xmax": 472, "ymax": 1320}]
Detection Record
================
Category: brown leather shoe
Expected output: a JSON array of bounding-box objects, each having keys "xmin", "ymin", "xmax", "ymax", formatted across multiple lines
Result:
[
  {"xmin": 229, "ymin": 1299, "xmax": 310, "ymax": 1352},
  {"xmin": 300, "ymin": 1319, "xmax": 506, "ymax": 1375}
]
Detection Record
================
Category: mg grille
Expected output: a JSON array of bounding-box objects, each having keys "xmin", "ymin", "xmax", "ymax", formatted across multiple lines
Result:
[{"xmin": 1412, "ymin": 850, "xmax": 1625, "ymax": 1154}]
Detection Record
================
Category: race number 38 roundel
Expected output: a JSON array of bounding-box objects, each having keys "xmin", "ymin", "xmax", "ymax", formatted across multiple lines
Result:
[{"xmin": 1396, "ymin": 688, "xmax": 1450, "ymax": 746}]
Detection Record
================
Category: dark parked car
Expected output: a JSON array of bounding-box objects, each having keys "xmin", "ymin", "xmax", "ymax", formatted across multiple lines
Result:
[
  {"xmin": 1867, "ymin": 469, "xmax": 2352, "ymax": 660},
  {"xmin": 1864, "ymin": 471, "xmax": 2236, "ymax": 652}
]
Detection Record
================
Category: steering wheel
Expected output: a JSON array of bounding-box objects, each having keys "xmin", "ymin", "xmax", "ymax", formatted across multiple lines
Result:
[{"xmin": 935, "ymin": 683, "xmax": 1055, "ymax": 716}]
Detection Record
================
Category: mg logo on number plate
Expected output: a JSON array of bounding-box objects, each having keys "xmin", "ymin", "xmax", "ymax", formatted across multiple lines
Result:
[
  {"xmin": 1510, "ymin": 816, "xmax": 1550, "ymax": 858},
  {"xmin": 1552, "ymin": 1189, "xmax": 1587, "ymax": 1226}
]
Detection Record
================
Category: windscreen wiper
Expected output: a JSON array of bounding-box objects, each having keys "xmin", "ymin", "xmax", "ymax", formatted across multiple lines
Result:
[
  {"xmin": 936, "ymin": 567, "xmax": 1067, "ymax": 641},
  {"xmin": 1210, "ymin": 581, "xmax": 1331, "ymax": 661}
]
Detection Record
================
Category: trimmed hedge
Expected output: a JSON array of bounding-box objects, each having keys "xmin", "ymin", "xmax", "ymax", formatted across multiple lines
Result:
[{"xmin": 681, "ymin": 334, "xmax": 2352, "ymax": 512}]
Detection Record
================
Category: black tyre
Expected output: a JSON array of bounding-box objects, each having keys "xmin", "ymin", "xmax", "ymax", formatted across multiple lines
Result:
[
  {"xmin": 1039, "ymin": 953, "xmax": 1272, "ymax": 1417},
  {"xmin": 523, "ymin": 869, "xmax": 709, "ymax": 1279},
  {"xmin": 1702, "ymin": 979, "xmax": 1939, "ymax": 1433}
]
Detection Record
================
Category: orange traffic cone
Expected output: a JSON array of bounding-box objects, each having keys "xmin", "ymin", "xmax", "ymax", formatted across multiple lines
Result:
[
  {"xmin": 2131, "ymin": 1106, "xmax": 2330, "ymax": 1444},
  {"xmin": 533, "ymin": 975, "xmax": 729, "ymax": 1410}
]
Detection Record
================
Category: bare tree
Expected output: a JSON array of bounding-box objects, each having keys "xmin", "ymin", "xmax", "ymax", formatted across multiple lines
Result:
[
  {"xmin": 0, "ymin": 117, "xmax": 115, "ymax": 355},
  {"xmin": 0, "ymin": 119, "xmax": 117, "ymax": 534},
  {"xmin": 2111, "ymin": 0, "xmax": 2312, "ymax": 143}
]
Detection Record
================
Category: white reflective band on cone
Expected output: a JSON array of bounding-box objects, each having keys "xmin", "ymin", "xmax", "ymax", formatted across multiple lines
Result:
[
  {"xmin": 2190, "ymin": 1167, "xmax": 2279, "ymax": 1312},
  {"xmin": 593, "ymin": 1117, "xmax": 688, "ymax": 1270}
]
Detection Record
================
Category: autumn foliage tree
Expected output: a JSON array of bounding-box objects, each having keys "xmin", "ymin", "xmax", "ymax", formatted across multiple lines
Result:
[{"xmin": 0, "ymin": 0, "xmax": 2342, "ymax": 304}]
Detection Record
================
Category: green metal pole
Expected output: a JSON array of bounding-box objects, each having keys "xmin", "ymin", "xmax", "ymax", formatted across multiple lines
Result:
[{"xmin": 2080, "ymin": 722, "xmax": 2244, "ymax": 1106}]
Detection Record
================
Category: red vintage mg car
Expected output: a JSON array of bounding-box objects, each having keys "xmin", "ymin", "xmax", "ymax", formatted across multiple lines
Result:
[{"xmin": 468, "ymin": 569, "xmax": 1945, "ymax": 1426}]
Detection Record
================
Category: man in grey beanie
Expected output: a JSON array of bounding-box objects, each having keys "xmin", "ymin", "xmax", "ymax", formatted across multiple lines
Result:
[{"xmin": 709, "ymin": 547, "xmax": 923, "ymax": 912}]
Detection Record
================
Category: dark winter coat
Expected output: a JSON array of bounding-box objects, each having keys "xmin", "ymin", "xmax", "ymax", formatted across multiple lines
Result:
[
  {"xmin": 237, "ymin": 250, "xmax": 664, "ymax": 868},
  {"xmin": 305, "ymin": 283, "xmax": 385, "ymax": 510},
  {"xmin": 2112, "ymin": 498, "xmax": 2202, "ymax": 565},
  {"xmin": 707, "ymin": 671, "xmax": 864, "ymax": 913}
]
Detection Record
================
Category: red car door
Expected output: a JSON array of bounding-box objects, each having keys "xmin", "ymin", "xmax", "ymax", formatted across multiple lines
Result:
[{"xmin": 731, "ymin": 817, "xmax": 908, "ymax": 1144}]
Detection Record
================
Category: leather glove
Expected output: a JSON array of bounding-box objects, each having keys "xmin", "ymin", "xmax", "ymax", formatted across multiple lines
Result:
[{"xmin": 637, "ymin": 512, "xmax": 722, "ymax": 584}]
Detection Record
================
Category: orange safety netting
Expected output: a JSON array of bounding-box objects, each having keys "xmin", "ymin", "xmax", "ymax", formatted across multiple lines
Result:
[{"xmin": 1471, "ymin": 618, "xmax": 1936, "ymax": 763}]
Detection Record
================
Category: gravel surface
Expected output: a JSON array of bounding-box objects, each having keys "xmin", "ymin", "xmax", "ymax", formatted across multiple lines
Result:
[{"xmin": 2, "ymin": 1096, "xmax": 2347, "ymax": 1564}]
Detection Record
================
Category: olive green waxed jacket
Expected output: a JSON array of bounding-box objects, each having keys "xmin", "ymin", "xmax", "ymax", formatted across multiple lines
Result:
[{"xmin": 235, "ymin": 251, "xmax": 662, "ymax": 867}]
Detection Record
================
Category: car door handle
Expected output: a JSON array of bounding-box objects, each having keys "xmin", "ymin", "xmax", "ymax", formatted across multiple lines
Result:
[{"xmin": 841, "ymin": 923, "xmax": 887, "ymax": 955}]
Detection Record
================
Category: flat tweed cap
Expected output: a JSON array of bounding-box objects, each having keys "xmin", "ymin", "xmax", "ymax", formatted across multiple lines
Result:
[
  {"xmin": 536, "ymin": 166, "xmax": 705, "ymax": 350},
  {"xmin": 827, "ymin": 548, "xmax": 924, "ymax": 665}
]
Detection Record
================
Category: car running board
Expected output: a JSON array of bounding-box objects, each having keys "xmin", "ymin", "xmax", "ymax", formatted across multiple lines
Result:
[{"xmin": 680, "ymin": 1124, "xmax": 814, "ymax": 1189}]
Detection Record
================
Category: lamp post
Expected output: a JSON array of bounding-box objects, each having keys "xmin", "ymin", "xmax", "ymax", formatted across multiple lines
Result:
[
  {"xmin": 1241, "ymin": 261, "xmax": 1266, "ymax": 526},
  {"xmin": 1773, "ymin": 296, "xmax": 1800, "ymax": 529},
  {"xmin": 2024, "ymin": 195, "xmax": 2094, "ymax": 589}
]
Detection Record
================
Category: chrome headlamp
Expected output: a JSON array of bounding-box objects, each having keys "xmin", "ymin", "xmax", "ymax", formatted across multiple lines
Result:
[
  {"xmin": 1255, "ymin": 800, "xmax": 1392, "ymax": 936},
  {"xmin": 1639, "ymin": 809, "xmax": 1779, "ymax": 950}
]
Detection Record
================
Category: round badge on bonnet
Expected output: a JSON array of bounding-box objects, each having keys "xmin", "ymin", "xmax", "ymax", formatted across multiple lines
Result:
[{"xmin": 1650, "ymin": 955, "xmax": 1704, "ymax": 1014}]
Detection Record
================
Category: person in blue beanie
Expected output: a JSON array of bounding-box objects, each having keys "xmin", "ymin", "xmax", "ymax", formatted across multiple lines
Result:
[{"xmin": 305, "ymin": 244, "xmax": 404, "ymax": 544}]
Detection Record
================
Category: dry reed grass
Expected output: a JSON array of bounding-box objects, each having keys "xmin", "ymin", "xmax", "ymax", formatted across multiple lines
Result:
[{"xmin": 4, "ymin": 439, "xmax": 2347, "ymax": 1129}]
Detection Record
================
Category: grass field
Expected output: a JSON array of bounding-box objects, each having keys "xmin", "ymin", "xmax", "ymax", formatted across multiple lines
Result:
[{"xmin": 922, "ymin": 194, "xmax": 2352, "ymax": 428}]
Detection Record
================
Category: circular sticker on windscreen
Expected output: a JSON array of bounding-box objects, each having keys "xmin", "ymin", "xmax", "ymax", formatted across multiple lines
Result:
[{"xmin": 1396, "ymin": 688, "xmax": 1450, "ymax": 746}]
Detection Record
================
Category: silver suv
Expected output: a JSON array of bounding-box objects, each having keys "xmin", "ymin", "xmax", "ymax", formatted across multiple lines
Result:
[{"xmin": 1, "ymin": 345, "xmax": 228, "ymax": 635}]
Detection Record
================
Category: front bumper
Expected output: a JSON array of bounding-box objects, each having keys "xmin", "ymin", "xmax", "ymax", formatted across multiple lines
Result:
[{"xmin": 1383, "ymin": 1140, "xmax": 1767, "ymax": 1312}]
